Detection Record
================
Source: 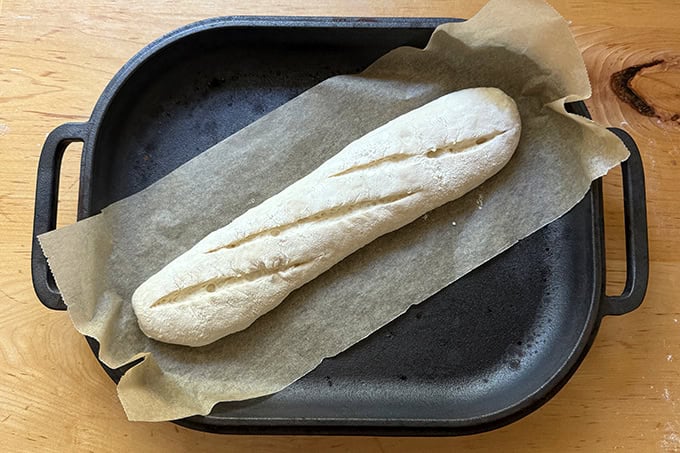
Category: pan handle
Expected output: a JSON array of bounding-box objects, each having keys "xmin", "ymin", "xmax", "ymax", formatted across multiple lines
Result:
[
  {"xmin": 31, "ymin": 122, "xmax": 89, "ymax": 311},
  {"xmin": 602, "ymin": 127, "xmax": 649, "ymax": 316}
]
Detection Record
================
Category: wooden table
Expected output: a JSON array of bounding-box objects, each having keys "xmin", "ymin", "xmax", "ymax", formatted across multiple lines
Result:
[{"xmin": 1, "ymin": 1, "xmax": 678, "ymax": 451}]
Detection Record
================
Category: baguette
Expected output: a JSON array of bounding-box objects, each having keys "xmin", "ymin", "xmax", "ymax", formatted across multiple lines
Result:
[{"xmin": 132, "ymin": 87, "xmax": 521, "ymax": 347}]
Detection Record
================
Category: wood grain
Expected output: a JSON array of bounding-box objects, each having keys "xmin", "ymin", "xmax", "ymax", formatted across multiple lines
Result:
[
  {"xmin": 1, "ymin": 1, "xmax": 679, "ymax": 452},
  {"xmin": 631, "ymin": 64, "xmax": 680, "ymax": 121}
]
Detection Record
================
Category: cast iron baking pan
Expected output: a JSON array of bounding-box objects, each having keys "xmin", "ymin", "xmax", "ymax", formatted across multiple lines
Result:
[{"xmin": 31, "ymin": 17, "xmax": 649, "ymax": 435}]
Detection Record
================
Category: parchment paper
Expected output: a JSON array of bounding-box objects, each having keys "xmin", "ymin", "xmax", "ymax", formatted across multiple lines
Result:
[{"xmin": 39, "ymin": 0, "xmax": 629, "ymax": 421}]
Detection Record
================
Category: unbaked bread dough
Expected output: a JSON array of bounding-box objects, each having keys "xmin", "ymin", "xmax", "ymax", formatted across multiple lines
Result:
[{"xmin": 132, "ymin": 87, "xmax": 521, "ymax": 347}]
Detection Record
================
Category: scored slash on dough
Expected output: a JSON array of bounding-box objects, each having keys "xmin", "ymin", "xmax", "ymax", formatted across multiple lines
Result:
[
  {"xmin": 205, "ymin": 191, "xmax": 418, "ymax": 253},
  {"xmin": 330, "ymin": 129, "xmax": 509, "ymax": 177},
  {"xmin": 151, "ymin": 258, "xmax": 318, "ymax": 307},
  {"xmin": 424, "ymin": 129, "xmax": 508, "ymax": 158}
]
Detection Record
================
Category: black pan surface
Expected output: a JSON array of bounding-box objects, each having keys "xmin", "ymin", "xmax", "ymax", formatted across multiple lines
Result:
[{"xmin": 32, "ymin": 17, "xmax": 648, "ymax": 435}]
